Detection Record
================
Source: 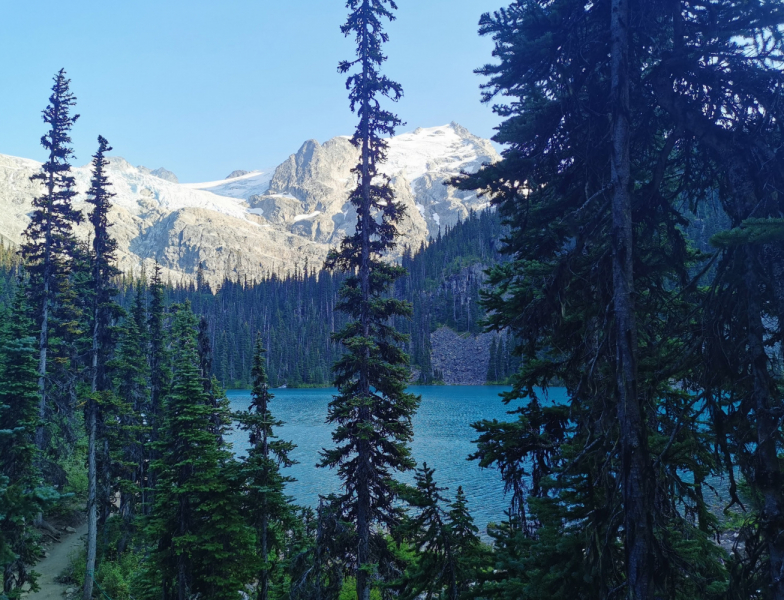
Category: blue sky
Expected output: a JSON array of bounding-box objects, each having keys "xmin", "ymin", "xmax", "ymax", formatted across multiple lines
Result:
[{"xmin": 0, "ymin": 1, "xmax": 503, "ymax": 182}]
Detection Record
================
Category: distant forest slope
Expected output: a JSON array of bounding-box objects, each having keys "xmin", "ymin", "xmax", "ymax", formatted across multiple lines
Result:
[
  {"xmin": 0, "ymin": 209, "xmax": 508, "ymax": 388},
  {"xmin": 0, "ymin": 203, "xmax": 731, "ymax": 388}
]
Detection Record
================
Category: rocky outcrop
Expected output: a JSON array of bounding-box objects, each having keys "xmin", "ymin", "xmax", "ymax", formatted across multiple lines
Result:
[
  {"xmin": 138, "ymin": 166, "xmax": 179, "ymax": 184},
  {"xmin": 226, "ymin": 170, "xmax": 251, "ymax": 179},
  {"xmin": 0, "ymin": 123, "xmax": 499, "ymax": 285},
  {"xmin": 430, "ymin": 326, "xmax": 496, "ymax": 385}
]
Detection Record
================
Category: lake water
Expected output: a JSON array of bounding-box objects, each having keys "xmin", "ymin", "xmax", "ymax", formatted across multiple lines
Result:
[{"xmin": 226, "ymin": 386, "xmax": 569, "ymax": 535}]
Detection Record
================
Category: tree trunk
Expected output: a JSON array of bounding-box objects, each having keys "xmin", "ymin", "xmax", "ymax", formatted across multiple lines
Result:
[
  {"xmin": 84, "ymin": 396, "xmax": 97, "ymax": 600},
  {"xmin": 260, "ymin": 513, "xmax": 269, "ymax": 600},
  {"xmin": 83, "ymin": 312, "xmax": 100, "ymax": 600},
  {"xmin": 746, "ymin": 248, "xmax": 784, "ymax": 598},
  {"xmin": 356, "ymin": 13, "xmax": 373, "ymax": 600},
  {"xmin": 610, "ymin": 0, "xmax": 653, "ymax": 597},
  {"xmin": 260, "ymin": 422, "xmax": 269, "ymax": 600}
]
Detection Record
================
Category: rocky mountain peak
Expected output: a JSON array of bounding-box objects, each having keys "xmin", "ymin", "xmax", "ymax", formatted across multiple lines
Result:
[
  {"xmin": 0, "ymin": 124, "xmax": 499, "ymax": 286},
  {"xmin": 137, "ymin": 165, "xmax": 179, "ymax": 184}
]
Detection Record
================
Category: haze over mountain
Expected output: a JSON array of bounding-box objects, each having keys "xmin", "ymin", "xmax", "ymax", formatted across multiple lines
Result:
[{"xmin": 0, "ymin": 123, "xmax": 498, "ymax": 285}]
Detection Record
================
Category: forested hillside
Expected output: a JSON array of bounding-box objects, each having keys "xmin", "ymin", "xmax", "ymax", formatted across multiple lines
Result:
[
  {"xmin": 136, "ymin": 208, "xmax": 506, "ymax": 387},
  {"xmin": 0, "ymin": 203, "xmax": 731, "ymax": 389},
  {"xmin": 0, "ymin": 209, "xmax": 507, "ymax": 388}
]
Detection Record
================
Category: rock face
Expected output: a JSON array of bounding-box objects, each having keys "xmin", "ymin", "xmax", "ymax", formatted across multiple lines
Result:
[
  {"xmin": 430, "ymin": 326, "xmax": 496, "ymax": 385},
  {"xmin": 226, "ymin": 170, "xmax": 251, "ymax": 179},
  {"xmin": 138, "ymin": 166, "xmax": 179, "ymax": 184},
  {"xmin": 0, "ymin": 123, "xmax": 499, "ymax": 285}
]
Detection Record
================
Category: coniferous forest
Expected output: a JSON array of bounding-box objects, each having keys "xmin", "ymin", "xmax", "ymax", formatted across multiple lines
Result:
[{"xmin": 3, "ymin": 1, "xmax": 784, "ymax": 600}]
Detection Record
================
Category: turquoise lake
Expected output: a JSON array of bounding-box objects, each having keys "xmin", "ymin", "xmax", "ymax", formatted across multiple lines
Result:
[{"xmin": 226, "ymin": 385, "xmax": 570, "ymax": 535}]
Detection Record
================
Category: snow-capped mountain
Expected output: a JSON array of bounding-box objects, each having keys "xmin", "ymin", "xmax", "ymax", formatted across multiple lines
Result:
[{"xmin": 0, "ymin": 123, "xmax": 499, "ymax": 285}]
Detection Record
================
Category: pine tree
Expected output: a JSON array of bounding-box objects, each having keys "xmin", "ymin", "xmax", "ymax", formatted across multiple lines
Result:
[
  {"xmin": 20, "ymin": 69, "xmax": 82, "ymax": 451},
  {"xmin": 445, "ymin": 486, "xmax": 482, "ymax": 600},
  {"xmin": 145, "ymin": 263, "xmax": 169, "ymax": 514},
  {"xmin": 0, "ymin": 291, "xmax": 58, "ymax": 597},
  {"xmin": 108, "ymin": 280, "xmax": 150, "ymax": 551},
  {"xmin": 647, "ymin": 3, "xmax": 784, "ymax": 595},
  {"xmin": 396, "ymin": 466, "xmax": 483, "ymax": 600},
  {"xmin": 456, "ymin": 1, "xmax": 727, "ymax": 597},
  {"xmin": 237, "ymin": 339, "xmax": 297, "ymax": 600},
  {"xmin": 144, "ymin": 303, "xmax": 254, "ymax": 600},
  {"xmin": 395, "ymin": 464, "xmax": 453, "ymax": 600},
  {"xmin": 321, "ymin": 2, "xmax": 419, "ymax": 598},
  {"xmin": 83, "ymin": 136, "xmax": 122, "ymax": 600}
]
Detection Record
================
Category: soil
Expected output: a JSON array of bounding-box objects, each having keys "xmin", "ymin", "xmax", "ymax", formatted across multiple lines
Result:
[{"xmin": 26, "ymin": 519, "xmax": 86, "ymax": 600}]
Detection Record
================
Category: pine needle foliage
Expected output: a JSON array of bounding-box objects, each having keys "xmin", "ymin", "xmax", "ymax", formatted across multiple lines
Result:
[
  {"xmin": 455, "ymin": 1, "xmax": 729, "ymax": 597},
  {"xmin": 321, "ymin": 2, "xmax": 419, "ymax": 599},
  {"xmin": 143, "ymin": 303, "xmax": 254, "ymax": 600},
  {"xmin": 236, "ymin": 339, "xmax": 298, "ymax": 600},
  {"xmin": 394, "ymin": 465, "xmax": 484, "ymax": 600},
  {"xmin": 20, "ymin": 69, "xmax": 82, "ymax": 451},
  {"xmin": 0, "ymin": 291, "xmax": 58, "ymax": 597}
]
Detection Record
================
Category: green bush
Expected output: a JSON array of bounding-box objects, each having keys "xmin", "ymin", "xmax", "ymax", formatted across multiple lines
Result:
[{"xmin": 339, "ymin": 577, "xmax": 382, "ymax": 600}]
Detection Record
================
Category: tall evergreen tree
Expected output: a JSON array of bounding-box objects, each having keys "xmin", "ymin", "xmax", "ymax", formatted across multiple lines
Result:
[
  {"xmin": 83, "ymin": 136, "xmax": 121, "ymax": 600},
  {"xmin": 145, "ymin": 263, "xmax": 169, "ymax": 515},
  {"xmin": 0, "ymin": 291, "xmax": 58, "ymax": 597},
  {"xmin": 20, "ymin": 69, "xmax": 82, "ymax": 451},
  {"xmin": 647, "ymin": 3, "xmax": 784, "ymax": 595},
  {"xmin": 456, "ymin": 1, "xmax": 727, "ymax": 597},
  {"xmin": 609, "ymin": 0, "xmax": 654, "ymax": 595},
  {"xmin": 321, "ymin": 2, "xmax": 419, "ymax": 599},
  {"xmin": 144, "ymin": 303, "xmax": 253, "ymax": 600},
  {"xmin": 237, "ymin": 339, "xmax": 297, "ymax": 600},
  {"xmin": 108, "ymin": 280, "xmax": 150, "ymax": 553}
]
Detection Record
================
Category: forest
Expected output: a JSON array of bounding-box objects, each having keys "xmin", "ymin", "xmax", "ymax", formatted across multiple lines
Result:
[{"xmin": 4, "ymin": 1, "xmax": 784, "ymax": 600}]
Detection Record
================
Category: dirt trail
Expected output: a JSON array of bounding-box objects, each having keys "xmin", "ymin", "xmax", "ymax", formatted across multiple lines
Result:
[{"xmin": 26, "ymin": 522, "xmax": 86, "ymax": 599}]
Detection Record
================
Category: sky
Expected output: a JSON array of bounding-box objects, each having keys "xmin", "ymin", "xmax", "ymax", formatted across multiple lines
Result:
[{"xmin": 0, "ymin": 1, "xmax": 504, "ymax": 183}]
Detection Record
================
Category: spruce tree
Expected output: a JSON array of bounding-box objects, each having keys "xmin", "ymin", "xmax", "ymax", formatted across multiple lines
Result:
[
  {"xmin": 20, "ymin": 69, "xmax": 82, "ymax": 451},
  {"xmin": 647, "ymin": 3, "xmax": 784, "ymax": 595},
  {"xmin": 237, "ymin": 339, "xmax": 297, "ymax": 600},
  {"xmin": 321, "ymin": 2, "xmax": 419, "ymax": 599},
  {"xmin": 83, "ymin": 136, "xmax": 122, "ymax": 600},
  {"xmin": 0, "ymin": 291, "xmax": 58, "ymax": 597},
  {"xmin": 396, "ymin": 466, "xmax": 483, "ymax": 600},
  {"xmin": 145, "ymin": 263, "xmax": 169, "ymax": 514},
  {"xmin": 395, "ymin": 464, "xmax": 453, "ymax": 600},
  {"xmin": 456, "ymin": 1, "xmax": 728, "ymax": 597},
  {"xmin": 144, "ymin": 303, "xmax": 253, "ymax": 600}
]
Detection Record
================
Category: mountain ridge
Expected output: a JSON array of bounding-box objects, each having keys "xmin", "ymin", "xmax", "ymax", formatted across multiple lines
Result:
[{"xmin": 0, "ymin": 123, "xmax": 499, "ymax": 285}]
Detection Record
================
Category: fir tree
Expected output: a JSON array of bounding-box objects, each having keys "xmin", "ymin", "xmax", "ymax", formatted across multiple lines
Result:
[
  {"xmin": 445, "ymin": 486, "xmax": 482, "ymax": 599},
  {"xmin": 395, "ymin": 464, "xmax": 453, "ymax": 600},
  {"xmin": 396, "ymin": 466, "xmax": 483, "ymax": 600},
  {"xmin": 20, "ymin": 69, "xmax": 82, "ymax": 451},
  {"xmin": 321, "ymin": 2, "xmax": 419, "ymax": 599},
  {"xmin": 144, "ymin": 303, "xmax": 254, "ymax": 600},
  {"xmin": 237, "ymin": 339, "xmax": 297, "ymax": 600},
  {"xmin": 456, "ymin": 1, "xmax": 727, "ymax": 597},
  {"xmin": 145, "ymin": 263, "xmax": 169, "ymax": 514},
  {"xmin": 83, "ymin": 136, "xmax": 122, "ymax": 600},
  {"xmin": 648, "ymin": 2, "xmax": 784, "ymax": 594},
  {"xmin": 0, "ymin": 291, "xmax": 58, "ymax": 597}
]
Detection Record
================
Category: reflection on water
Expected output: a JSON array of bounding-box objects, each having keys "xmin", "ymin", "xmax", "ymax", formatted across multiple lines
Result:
[{"xmin": 226, "ymin": 385, "xmax": 569, "ymax": 535}]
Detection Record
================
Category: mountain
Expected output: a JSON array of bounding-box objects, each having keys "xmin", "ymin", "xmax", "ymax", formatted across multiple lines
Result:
[
  {"xmin": 138, "ymin": 166, "xmax": 180, "ymax": 183},
  {"xmin": 0, "ymin": 123, "xmax": 499, "ymax": 285}
]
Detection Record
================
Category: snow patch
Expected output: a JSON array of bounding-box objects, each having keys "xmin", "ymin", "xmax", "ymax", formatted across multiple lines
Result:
[
  {"xmin": 184, "ymin": 169, "xmax": 274, "ymax": 200},
  {"xmin": 380, "ymin": 123, "xmax": 487, "ymax": 183},
  {"xmin": 293, "ymin": 211, "xmax": 321, "ymax": 222},
  {"xmin": 433, "ymin": 213, "xmax": 441, "ymax": 226},
  {"xmin": 416, "ymin": 203, "xmax": 425, "ymax": 217}
]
